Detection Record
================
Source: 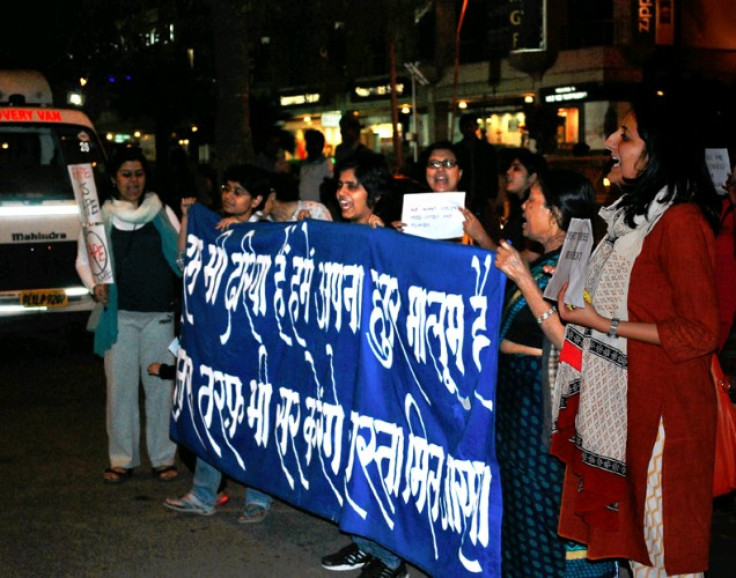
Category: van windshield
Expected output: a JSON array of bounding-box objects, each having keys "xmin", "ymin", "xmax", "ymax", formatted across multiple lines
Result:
[{"xmin": 0, "ymin": 123, "xmax": 108, "ymax": 201}]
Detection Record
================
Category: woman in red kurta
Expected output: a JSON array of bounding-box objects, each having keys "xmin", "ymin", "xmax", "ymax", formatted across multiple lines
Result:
[{"xmin": 550, "ymin": 89, "xmax": 722, "ymax": 576}]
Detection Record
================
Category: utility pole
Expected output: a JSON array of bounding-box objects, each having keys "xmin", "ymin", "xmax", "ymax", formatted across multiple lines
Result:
[{"xmin": 403, "ymin": 62, "xmax": 429, "ymax": 163}]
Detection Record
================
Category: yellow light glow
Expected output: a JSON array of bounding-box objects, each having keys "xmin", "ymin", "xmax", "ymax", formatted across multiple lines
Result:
[{"xmin": 458, "ymin": 101, "xmax": 468, "ymax": 110}]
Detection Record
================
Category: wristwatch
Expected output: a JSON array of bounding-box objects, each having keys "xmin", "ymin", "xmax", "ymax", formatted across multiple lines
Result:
[{"xmin": 608, "ymin": 317, "xmax": 620, "ymax": 338}]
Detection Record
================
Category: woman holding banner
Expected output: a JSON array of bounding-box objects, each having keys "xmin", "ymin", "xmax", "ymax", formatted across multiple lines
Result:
[
  {"xmin": 75, "ymin": 147, "xmax": 182, "ymax": 484},
  {"xmin": 321, "ymin": 150, "xmax": 409, "ymax": 578},
  {"xmin": 493, "ymin": 169, "xmax": 617, "ymax": 577}
]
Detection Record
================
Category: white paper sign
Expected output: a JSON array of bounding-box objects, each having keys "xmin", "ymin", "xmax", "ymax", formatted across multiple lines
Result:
[
  {"xmin": 401, "ymin": 192, "xmax": 466, "ymax": 240},
  {"xmin": 706, "ymin": 148, "xmax": 731, "ymax": 196},
  {"xmin": 82, "ymin": 223, "xmax": 114, "ymax": 285},
  {"xmin": 68, "ymin": 163, "xmax": 104, "ymax": 224},
  {"xmin": 543, "ymin": 218, "xmax": 594, "ymax": 308},
  {"xmin": 69, "ymin": 163, "xmax": 114, "ymax": 284}
]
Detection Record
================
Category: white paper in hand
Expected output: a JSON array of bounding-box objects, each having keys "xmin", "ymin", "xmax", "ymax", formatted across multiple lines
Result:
[
  {"xmin": 401, "ymin": 192, "xmax": 466, "ymax": 240},
  {"xmin": 706, "ymin": 148, "xmax": 731, "ymax": 196},
  {"xmin": 543, "ymin": 218, "xmax": 594, "ymax": 308}
]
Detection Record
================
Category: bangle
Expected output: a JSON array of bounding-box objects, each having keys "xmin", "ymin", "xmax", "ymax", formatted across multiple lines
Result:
[
  {"xmin": 608, "ymin": 317, "xmax": 620, "ymax": 337},
  {"xmin": 536, "ymin": 306, "xmax": 557, "ymax": 325}
]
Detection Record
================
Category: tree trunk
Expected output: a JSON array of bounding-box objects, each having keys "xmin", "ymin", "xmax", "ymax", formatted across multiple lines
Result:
[{"xmin": 210, "ymin": 0, "xmax": 255, "ymax": 176}]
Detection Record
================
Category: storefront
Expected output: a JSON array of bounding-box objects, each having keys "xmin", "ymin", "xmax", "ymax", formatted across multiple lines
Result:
[{"xmin": 537, "ymin": 82, "xmax": 637, "ymax": 152}]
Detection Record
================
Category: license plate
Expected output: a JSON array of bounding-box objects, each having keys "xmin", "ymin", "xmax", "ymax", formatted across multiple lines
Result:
[{"xmin": 20, "ymin": 289, "xmax": 68, "ymax": 308}]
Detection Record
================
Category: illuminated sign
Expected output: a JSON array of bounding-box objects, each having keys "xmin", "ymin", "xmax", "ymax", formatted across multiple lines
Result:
[
  {"xmin": 509, "ymin": 0, "xmax": 547, "ymax": 53},
  {"xmin": 638, "ymin": 0, "xmax": 654, "ymax": 33},
  {"xmin": 634, "ymin": 0, "xmax": 674, "ymax": 46},
  {"xmin": 0, "ymin": 109, "xmax": 62, "ymax": 122},
  {"xmin": 543, "ymin": 86, "xmax": 588, "ymax": 103},
  {"xmin": 0, "ymin": 107, "xmax": 94, "ymax": 128},
  {"xmin": 354, "ymin": 83, "xmax": 405, "ymax": 99},
  {"xmin": 279, "ymin": 93, "xmax": 321, "ymax": 107}
]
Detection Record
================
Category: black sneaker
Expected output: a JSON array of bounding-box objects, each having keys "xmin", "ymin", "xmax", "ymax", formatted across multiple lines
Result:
[
  {"xmin": 359, "ymin": 558, "xmax": 409, "ymax": 578},
  {"xmin": 321, "ymin": 543, "xmax": 374, "ymax": 571}
]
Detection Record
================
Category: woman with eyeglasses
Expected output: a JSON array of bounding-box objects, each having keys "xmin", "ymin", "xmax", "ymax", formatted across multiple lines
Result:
[
  {"xmin": 391, "ymin": 141, "xmax": 490, "ymax": 246},
  {"xmin": 394, "ymin": 141, "xmax": 525, "ymax": 252}
]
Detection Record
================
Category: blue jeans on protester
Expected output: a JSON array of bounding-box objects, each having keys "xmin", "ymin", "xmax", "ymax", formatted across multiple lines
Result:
[
  {"xmin": 352, "ymin": 536, "xmax": 401, "ymax": 569},
  {"xmin": 192, "ymin": 456, "xmax": 272, "ymax": 509}
]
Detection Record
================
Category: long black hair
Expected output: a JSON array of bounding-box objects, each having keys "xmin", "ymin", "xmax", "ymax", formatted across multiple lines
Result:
[
  {"xmin": 537, "ymin": 169, "xmax": 597, "ymax": 232},
  {"xmin": 615, "ymin": 86, "xmax": 721, "ymax": 233}
]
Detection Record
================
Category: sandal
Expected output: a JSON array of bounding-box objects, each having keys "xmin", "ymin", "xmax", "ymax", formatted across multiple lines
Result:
[
  {"xmin": 152, "ymin": 465, "xmax": 179, "ymax": 482},
  {"xmin": 164, "ymin": 492, "xmax": 215, "ymax": 516},
  {"xmin": 238, "ymin": 503, "xmax": 269, "ymax": 524},
  {"xmin": 103, "ymin": 467, "xmax": 132, "ymax": 484}
]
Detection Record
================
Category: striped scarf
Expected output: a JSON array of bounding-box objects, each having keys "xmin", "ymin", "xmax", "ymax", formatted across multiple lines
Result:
[{"xmin": 550, "ymin": 188, "xmax": 671, "ymax": 529}]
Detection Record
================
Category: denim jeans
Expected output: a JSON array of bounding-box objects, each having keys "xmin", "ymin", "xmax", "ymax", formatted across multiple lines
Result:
[
  {"xmin": 191, "ymin": 456, "xmax": 272, "ymax": 509},
  {"xmin": 352, "ymin": 536, "xmax": 401, "ymax": 569}
]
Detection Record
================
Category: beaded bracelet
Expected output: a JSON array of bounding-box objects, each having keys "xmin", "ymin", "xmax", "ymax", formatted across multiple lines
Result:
[{"xmin": 536, "ymin": 306, "xmax": 557, "ymax": 325}]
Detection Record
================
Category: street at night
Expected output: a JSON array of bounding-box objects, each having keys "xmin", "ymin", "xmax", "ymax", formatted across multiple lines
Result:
[{"xmin": 0, "ymin": 314, "xmax": 430, "ymax": 578}]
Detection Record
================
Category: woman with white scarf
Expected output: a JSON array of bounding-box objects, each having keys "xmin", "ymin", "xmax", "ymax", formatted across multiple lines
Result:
[
  {"xmin": 551, "ymin": 89, "xmax": 721, "ymax": 576},
  {"xmin": 76, "ymin": 147, "xmax": 182, "ymax": 484}
]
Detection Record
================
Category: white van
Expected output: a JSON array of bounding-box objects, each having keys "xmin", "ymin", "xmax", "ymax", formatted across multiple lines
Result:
[{"xmin": 0, "ymin": 70, "xmax": 109, "ymax": 316}]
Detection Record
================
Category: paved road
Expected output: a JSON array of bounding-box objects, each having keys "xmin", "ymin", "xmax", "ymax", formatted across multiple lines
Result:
[
  {"xmin": 1, "ymin": 314, "xmax": 734, "ymax": 577},
  {"xmin": 0, "ymin": 315, "xmax": 429, "ymax": 578}
]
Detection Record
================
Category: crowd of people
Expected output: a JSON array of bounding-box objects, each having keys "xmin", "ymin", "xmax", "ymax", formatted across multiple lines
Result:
[{"xmin": 75, "ymin": 88, "xmax": 735, "ymax": 577}]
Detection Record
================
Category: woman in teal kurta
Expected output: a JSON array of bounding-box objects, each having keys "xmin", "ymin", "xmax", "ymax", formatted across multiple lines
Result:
[{"xmin": 493, "ymin": 169, "xmax": 616, "ymax": 577}]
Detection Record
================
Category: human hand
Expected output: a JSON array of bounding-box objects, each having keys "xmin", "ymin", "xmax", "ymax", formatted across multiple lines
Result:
[
  {"xmin": 181, "ymin": 197, "xmax": 197, "ymax": 216},
  {"xmin": 296, "ymin": 209, "xmax": 311, "ymax": 221},
  {"xmin": 494, "ymin": 240, "xmax": 530, "ymax": 284},
  {"xmin": 215, "ymin": 216, "xmax": 241, "ymax": 230},
  {"xmin": 557, "ymin": 283, "xmax": 601, "ymax": 328},
  {"xmin": 367, "ymin": 214, "xmax": 385, "ymax": 228},
  {"xmin": 459, "ymin": 207, "xmax": 482, "ymax": 237},
  {"xmin": 391, "ymin": 220, "xmax": 406, "ymax": 232},
  {"xmin": 459, "ymin": 207, "xmax": 495, "ymax": 248},
  {"xmin": 93, "ymin": 283, "xmax": 109, "ymax": 307},
  {"xmin": 147, "ymin": 363, "xmax": 161, "ymax": 376}
]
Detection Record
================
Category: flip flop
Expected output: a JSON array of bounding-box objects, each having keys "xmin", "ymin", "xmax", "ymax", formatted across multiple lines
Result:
[
  {"xmin": 238, "ymin": 503, "xmax": 269, "ymax": 524},
  {"xmin": 103, "ymin": 467, "xmax": 132, "ymax": 484},
  {"xmin": 152, "ymin": 465, "xmax": 179, "ymax": 482}
]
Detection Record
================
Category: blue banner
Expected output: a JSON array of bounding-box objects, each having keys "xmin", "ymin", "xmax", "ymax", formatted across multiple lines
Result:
[{"xmin": 171, "ymin": 204, "xmax": 506, "ymax": 576}]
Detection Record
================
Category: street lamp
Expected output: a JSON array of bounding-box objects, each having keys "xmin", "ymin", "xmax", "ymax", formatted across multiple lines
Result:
[{"xmin": 403, "ymin": 62, "xmax": 429, "ymax": 162}]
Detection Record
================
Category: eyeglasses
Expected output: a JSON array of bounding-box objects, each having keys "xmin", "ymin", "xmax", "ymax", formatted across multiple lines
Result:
[
  {"xmin": 427, "ymin": 159, "xmax": 458, "ymax": 169},
  {"xmin": 220, "ymin": 184, "xmax": 250, "ymax": 197}
]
